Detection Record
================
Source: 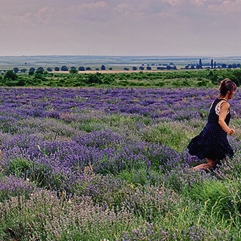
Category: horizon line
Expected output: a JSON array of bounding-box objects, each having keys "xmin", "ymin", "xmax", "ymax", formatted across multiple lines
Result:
[{"xmin": 1, "ymin": 54, "xmax": 241, "ymax": 58}]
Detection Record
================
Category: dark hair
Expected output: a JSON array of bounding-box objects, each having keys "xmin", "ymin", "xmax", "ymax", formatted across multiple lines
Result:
[{"xmin": 219, "ymin": 78, "xmax": 237, "ymax": 96}]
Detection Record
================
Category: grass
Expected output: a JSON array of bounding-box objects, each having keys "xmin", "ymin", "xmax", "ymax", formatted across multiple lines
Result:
[{"xmin": 140, "ymin": 121, "xmax": 193, "ymax": 151}]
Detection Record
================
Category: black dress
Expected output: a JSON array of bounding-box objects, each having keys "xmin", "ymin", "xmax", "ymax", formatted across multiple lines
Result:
[{"xmin": 187, "ymin": 98, "xmax": 234, "ymax": 160}]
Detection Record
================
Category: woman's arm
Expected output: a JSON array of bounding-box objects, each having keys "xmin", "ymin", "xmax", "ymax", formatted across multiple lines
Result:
[{"xmin": 218, "ymin": 102, "xmax": 235, "ymax": 135}]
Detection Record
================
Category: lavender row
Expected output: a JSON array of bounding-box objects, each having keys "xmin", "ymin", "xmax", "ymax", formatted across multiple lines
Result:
[{"xmin": 1, "ymin": 87, "xmax": 240, "ymax": 121}]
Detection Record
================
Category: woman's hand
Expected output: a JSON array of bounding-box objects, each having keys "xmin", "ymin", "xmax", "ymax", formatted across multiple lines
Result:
[{"xmin": 229, "ymin": 128, "xmax": 235, "ymax": 135}]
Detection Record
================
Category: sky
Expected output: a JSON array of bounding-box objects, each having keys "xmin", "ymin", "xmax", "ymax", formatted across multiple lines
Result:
[{"xmin": 0, "ymin": 0, "xmax": 241, "ymax": 57}]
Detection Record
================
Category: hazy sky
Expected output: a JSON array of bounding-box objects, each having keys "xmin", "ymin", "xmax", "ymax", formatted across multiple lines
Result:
[{"xmin": 0, "ymin": 0, "xmax": 241, "ymax": 57}]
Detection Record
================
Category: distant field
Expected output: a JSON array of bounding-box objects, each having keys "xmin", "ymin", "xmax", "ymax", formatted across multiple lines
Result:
[{"xmin": 0, "ymin": 55, "xmax": 241, "ymax": 72}]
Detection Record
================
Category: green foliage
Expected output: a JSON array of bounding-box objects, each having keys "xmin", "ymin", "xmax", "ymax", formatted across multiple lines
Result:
[
  {"xmin": 3, "ymin": 70, "xmax": 18, "ymax": 81},
  {"xmin": 117, "ymin": 168, "xmax": 150, "ymax": 185},
  {"xmin": 208, "ymin": 69, "xmax": 241, "ymax": 86},
  {"xmin": 1, "ymin": 66, "xmax": 241, "ymax": 88},
  {"xmin": 8, "ymin": 158, "xmax": 32, "ymax": 176},
  {"xmin": 140, "ymin": 121, "xmax": 191, "ymax": 152},
  {"xmin": 1, "ymin": 70, "xmax": 19, "ymax": 86},
  {"xmin": 6, "ymin": 158, "xmax": 54, "ymax": 188},
  {"xmin": 197, "ymin": 78, "xmax": 212, "ymax": 87},
  {"xmin": 87, "ymin": 73, "xmax": 102, "ymax": 84},
  {"xmin": 183, "ymin": 179, "xmax": 241, "ymax": 222},
  {"xmin": 69, "ymin": 68, "xmax": 78, "ymax": 74},
  {"xmin": 0, "ymin": 69, "xmax": 222, "ymax": 87}
]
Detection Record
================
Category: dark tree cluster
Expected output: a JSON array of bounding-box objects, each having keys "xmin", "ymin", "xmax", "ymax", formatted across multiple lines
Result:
[{"xmin": 185, "ymin": 59, "xmax": 241, "ymax": 70}]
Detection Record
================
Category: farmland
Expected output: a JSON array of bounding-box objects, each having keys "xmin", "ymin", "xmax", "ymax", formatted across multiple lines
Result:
[
  {"xmin": 1, "ymin": 55, "xmax": 241, "ymax": 69},
  {"xmin": 1, "ymin": 85, "xmax": 241, "ymax": 240}
]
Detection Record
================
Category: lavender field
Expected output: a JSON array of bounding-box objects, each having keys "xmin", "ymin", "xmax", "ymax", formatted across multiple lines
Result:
[{"xmin": 1, "ymin": 87, "xmax": 241, "ymax": 240}]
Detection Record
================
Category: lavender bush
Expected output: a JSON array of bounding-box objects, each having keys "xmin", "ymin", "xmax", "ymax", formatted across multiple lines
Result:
[{"xmin": 0, "ymin": 87, "xmax": 241, "ymax": 240}]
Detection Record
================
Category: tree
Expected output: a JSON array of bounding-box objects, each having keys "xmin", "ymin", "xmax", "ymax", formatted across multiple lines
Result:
[
  {"xmin": 37, "ymin": 66, "xmax": 44, "ymax": 71},
  {"xmin": 211, "ymin": 59, "xmax": 214, "ymax": 69},
  {"xmin": 29, "ymin": 67, "xmax": 35, "ymax": 75},
  {"xmin": 157, "ymin": 66, "xmax": 165, "ymax": 70},
  {"xmin": 78, "ymin": 66, "xmax": 85, "ymax": 71},
  {"xmin": 199, "ymin": 59, "xmax": 202, "ymax": 68},
  {"xmin": 222, "ymin": 63, "xmax": 227, "ymax": 68},
  {"xmin": 61, "ymin": 66, "xmax": 68, "ymax": 71},
  {"xmin": 4, "ymin": 70, "xmax": 18, "ymax": 80},
  {"xmin": 69, "ymin": 68, "xmax": 78, "ymax": 74},
  {"xmin": 36, "ymin": 67, "xmax": 44, "ymax": 74},
  {"xmin": 69, "ymin": 66, "xmax": 77, "ymax": 73},
  {"xmin": 13, "ymin": 67, "xmax": 19, "ymax": 73}
]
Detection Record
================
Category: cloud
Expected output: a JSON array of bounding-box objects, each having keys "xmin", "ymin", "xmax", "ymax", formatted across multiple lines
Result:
[
  {"xmin": 162, "ymin": 0, "xmax": 184, "ymax": 6},
  {"xmin": 63, "ymin": 1, "xmax": 110, "ymax": 22},
  {"xmin": 0, "ymin": 1, "xmax": 111, "ymax": 26},
  {"xmin": 208, "ymin": 0, "xmax": 241, "ymax": 13},
  {"xmin": 0, "ymin": 0, "xmax": 240, "ymax": 56},
  {"xmin": 1, "ymin": 7, "xmax": 54, "ymax": 26}
]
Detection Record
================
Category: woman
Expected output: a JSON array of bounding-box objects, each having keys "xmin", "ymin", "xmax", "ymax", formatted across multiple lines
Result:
[{"xmin": 188, "ymin": 78, "xmax": 236, "ymax": 171}]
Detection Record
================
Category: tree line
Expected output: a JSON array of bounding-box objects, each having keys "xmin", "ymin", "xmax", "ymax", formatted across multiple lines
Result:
[
  {"xmin": 0, "ymin": 58, "xmax": 240, "ymax": 76},
  {"xmin": 184, "ymin": 59, "xmax": 241, "ymax": 70}
]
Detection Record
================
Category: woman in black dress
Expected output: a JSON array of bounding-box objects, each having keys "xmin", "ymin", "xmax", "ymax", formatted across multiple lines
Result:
[{"xmin": 188, "ymin": 78, "xmax": 236, "ymax": 171}]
